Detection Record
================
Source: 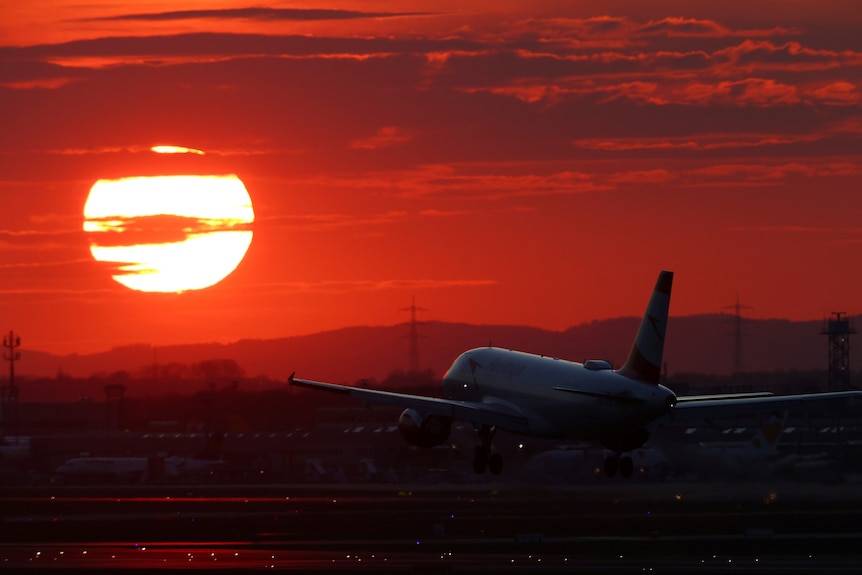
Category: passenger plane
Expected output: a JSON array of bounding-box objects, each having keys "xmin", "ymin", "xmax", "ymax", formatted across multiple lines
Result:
[{"xmin": 291, "ymin": 271, "xmax": 861, "ymax": 478}]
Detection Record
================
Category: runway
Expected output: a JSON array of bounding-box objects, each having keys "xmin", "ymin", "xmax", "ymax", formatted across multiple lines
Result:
[{"xmin": 3, "ymin": 481, "xmax": 862, "ymax": 573}]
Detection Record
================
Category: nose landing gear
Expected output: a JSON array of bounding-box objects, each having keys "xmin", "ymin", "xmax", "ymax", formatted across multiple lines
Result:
[{"xmin": 473, "ymin": 425, "xmax": 502, "ymax": 475}]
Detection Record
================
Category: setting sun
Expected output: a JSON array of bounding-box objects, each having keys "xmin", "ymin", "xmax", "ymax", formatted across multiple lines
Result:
[{"xmin": 83, "ymin": 174, "xmax": 254, "ymax": 292}]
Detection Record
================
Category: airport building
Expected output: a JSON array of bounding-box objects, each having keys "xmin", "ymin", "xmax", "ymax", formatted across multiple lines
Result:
[{"xmin": 3, "ymin": 394, "xmax": 862, "ymax": 486}]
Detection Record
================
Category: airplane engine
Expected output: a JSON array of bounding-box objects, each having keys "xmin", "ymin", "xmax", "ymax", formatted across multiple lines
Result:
[{"xmin": 397, "ymin": 409, "xmax": 452, "ymax": 448}]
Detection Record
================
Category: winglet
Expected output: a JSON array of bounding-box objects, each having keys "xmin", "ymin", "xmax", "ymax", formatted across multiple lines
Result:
[
  {"xmin": 616, "ymin": 271, "xmax": 673, "ymax": 385},
  {"xmin": 288, "ymin": 372, "xmax": 295, "ymax": 385}
]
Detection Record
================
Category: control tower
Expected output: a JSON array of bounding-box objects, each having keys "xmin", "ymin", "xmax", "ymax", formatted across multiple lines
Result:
[{"xmin": 822, "ymin": 312, "xmax": 855, "ymax": 391}]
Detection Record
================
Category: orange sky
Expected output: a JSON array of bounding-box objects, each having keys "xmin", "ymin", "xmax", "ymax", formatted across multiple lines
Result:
[{"xmin": 2, "ymin": 1, "xmax": 862, "ymax": 355}]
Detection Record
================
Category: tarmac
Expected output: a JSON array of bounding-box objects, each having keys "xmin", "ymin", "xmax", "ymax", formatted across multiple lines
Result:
[{"xmin": 2, "ymin": 480, "xmax": 862, "ymax": 573}]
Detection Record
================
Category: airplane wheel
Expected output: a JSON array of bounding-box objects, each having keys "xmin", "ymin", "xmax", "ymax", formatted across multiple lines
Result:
[
  {"xmin": 620, "ymin": 456, "xmax": 634, "ymax": 478},
  {"xmin": 604, "ymin": 456, "xmax": 618, "ymax": 478},
  {"xmin": 473, "ymin": 446, "xmax": 488, "ymax": 474},
  {"xmin": 488, "ymin": 453, "xmax": 503, "ymax": 475}
]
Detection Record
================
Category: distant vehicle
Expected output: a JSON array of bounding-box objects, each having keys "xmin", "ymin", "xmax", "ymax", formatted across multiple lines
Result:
[
  {"xmin": 53, "ymin": 432, "xmax": 225, "ymax": 484},
  {"xmin": 292, "ymin": 271, "xmax": 862, "ymax": 478}
]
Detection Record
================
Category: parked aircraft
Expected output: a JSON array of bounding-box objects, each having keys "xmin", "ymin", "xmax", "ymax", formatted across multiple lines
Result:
[
  {"xmin": 291, "ymin": 271, "xmax": 862, "ymax": 478},
  {"xmin": 661, "ymin": 411, "xmax": 841, "ymax": 480},
  {"xmin": 54, "ymin": 432, "xmax": 225, "ymax": 484}
]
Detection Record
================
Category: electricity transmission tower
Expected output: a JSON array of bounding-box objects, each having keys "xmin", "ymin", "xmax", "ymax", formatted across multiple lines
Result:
[
  {"xmin": 723, "ymin": 294, "xmax": 753, "ymax": 374},
  {"xmin": 399, "ymin": 297, "xmax": 428, "ymax": 373}
]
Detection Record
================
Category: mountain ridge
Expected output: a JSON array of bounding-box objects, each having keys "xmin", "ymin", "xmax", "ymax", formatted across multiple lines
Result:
[{"xmin": 13, "ymin": 314, "xmax": 855, "ymax": 385}]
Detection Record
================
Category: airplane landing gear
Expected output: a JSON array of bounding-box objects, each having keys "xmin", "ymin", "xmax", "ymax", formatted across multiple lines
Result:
[
  {"xmin": 473, "ymin": 426, "xmax": 502, "ymax": 475},
  {"xmin": 604, "ymin": 454, "xmax": 634, "ymax": 478}
]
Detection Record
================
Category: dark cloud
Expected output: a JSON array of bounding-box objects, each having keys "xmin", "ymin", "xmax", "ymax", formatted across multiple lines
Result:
[
  {"xmin": 85, "ymin": 215, "xmax": 252, "ymax": 248},
  {"xmin": 80, "ymin": 8, "xmax": 431, "ymax": 23},
  {"xmin": 0, "ymin": 32, "xmax": 482, "ymax": 62}
]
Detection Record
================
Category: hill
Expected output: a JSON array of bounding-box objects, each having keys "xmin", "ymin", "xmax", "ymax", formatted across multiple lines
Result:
[{"xmin": 13, "ymin": 314, "xmax": 854, "ymax": 387}]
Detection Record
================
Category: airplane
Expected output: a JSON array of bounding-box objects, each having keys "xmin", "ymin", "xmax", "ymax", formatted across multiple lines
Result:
[
  {"xmin": 661, "ymin": 411, "xmax": 841, "ymax": 481},
  {"xmin": 290, "ymin": 270, "xmax": 862, "ymax": 478},
  {"xmin": 53, "ymin": 432, "xmax": 225, "ymax": 484}
]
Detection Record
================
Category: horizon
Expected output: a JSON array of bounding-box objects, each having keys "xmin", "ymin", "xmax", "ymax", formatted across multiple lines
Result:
[
  {"xmin": 15, "ymin": 310, "xmax": 853, "ymax": 358},
  {"xmin": 3, "ymin": 2, "xmax": 861, "ymax": 357}
]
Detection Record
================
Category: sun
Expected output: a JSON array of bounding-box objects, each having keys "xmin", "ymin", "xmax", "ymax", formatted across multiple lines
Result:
[{"xmin": 84, "ymin": 173, "xmax": 254, "ymax": 292}]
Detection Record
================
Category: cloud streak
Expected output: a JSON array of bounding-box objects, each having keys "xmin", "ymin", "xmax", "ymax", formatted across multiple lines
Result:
[{"xmin": 81, "ymin": 8, "xmax": 430, "ymax": 23}]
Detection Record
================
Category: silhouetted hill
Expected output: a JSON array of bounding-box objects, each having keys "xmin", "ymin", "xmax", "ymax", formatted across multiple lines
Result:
[{"xmin": 15, "ymin": 315, "xmax": 856, "ymax": 389}]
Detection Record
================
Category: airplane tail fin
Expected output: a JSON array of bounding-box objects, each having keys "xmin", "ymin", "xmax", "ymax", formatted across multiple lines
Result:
[
  {"xmin": 748, "ymin": 412, "xmax": 786, "ymax": 453},
  {"xmin": 616, "ymin": 270, "xmax": 673, "ymax": 385}
]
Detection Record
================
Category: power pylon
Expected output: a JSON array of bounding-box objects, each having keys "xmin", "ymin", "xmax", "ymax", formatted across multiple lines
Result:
[
  {"xmin": 399, "ymin": 297, "xmax": 428, "ymax": 373},
  {"xmin": 723, "ymin": 294, "xmax": 753, "ymax": 374}
]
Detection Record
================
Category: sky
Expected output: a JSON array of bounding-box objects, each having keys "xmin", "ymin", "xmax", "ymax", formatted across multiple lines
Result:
[{"xmin": 2, "ymin": 1, "xmax": 862, "ymax": 355}]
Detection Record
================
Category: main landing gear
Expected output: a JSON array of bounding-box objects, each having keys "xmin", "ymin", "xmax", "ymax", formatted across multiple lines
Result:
[
  {"xmin": 600, "ymin": 428, "xmax": 648, "ymax": 479},
  {"xmin": 473, "ymin": 425, "xmax": 503, "ymax": 475},
  {"xmin": 604, "ymin": 454, "xmax": 634, "ymax": 478}
]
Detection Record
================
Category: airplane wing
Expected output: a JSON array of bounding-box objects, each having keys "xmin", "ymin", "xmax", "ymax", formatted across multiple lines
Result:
[
  {"xmin": 289, "ymin": 375, "xmax": 532, "ymax": 433},
  {"xmin": 669, "ymin": 390, "xmax": 862, "ymax": 422}
]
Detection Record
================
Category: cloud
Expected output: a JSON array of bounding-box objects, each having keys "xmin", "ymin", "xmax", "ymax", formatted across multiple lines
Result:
[
  {"xmin": 358, "ymin": 165, "xmax": 608, "ymax": 200},
  {"xmin": 607, "ymin": 169, "xmax": 677, "ymax": 184},
  {"xmin": 727, "ymin": 225, "xmax": 862, "ymax": 245},
  {"xmin": 510, "ymin": 15, "xmax": 795, "ymax": 47},
  {"xmin": 679, "ymin": 78, "xmax": 801, "ymax": 106},
  {"xmin": 573, "ymin": 132, "xmax": 822, "ymax": 152},
  {"xmin": 264, "ymin": 211, "xmax": 410, "ymax": 232},
  {"xmin": 0, "ymin": 226, "xmax": 85, "ymax": 251},
  {"xmin": 252, "ymin": 278, "xmax": 499, "ymax": 295},
  {"xmin": 418, "ymin": 209, "xmax": 473, "ymax": 218},
  {"xmin": 82, "ymin": 8, "xmax": 430, "ymax": 23},
  {"xmin": 637, "ymin": 17, "xmax": 798, "ymax": 39},
  {"xmin": 717, "ymin": 40, "xmax": 862, "ymax": 72},
  {"xmin": 638, "ymin": 17, "xmax": 737, "ymax": 38},
  {"xmin": 0, "ymin": 257, "xmax": 93, "ymax": 269},
  {"xmin": 729, "ymin": 225, "xmax": 840, "ymax": 233},
  {"xmin": 812, "ymin": 82, "xmax": 860, "ymax": 105},
  {"xmin": 687, "ymin": 162, "xmax": 815, "ymax": 181},
  {"xmin": 349, "ymin": 126, "xmax": 413, "ymax": 150}
]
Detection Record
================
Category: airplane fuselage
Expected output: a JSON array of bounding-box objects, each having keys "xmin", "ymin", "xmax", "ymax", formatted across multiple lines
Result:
[{"xmin": 442, "ymin": 347, "xmax": 676, "ymax": 440}]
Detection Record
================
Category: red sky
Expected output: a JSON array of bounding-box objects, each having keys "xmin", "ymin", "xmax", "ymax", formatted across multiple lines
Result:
[{"xmin": 2, "ymin": 1, "xmax": 862, "ymax": 355}]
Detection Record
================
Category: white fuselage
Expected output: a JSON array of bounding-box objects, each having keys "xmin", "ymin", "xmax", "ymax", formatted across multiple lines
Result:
[{"xmin": 441, "ymin": 347, "xmax": 676, "ymax": 439}]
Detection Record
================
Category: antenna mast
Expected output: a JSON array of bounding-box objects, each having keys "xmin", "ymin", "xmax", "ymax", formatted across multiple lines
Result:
[{"xmin": 2, "ymin": 331, "xmax": 21, "ymax": 440}]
